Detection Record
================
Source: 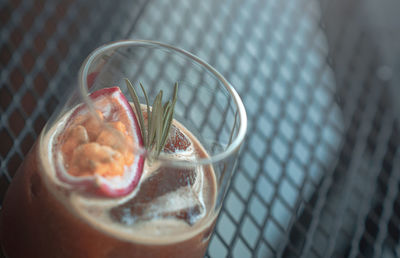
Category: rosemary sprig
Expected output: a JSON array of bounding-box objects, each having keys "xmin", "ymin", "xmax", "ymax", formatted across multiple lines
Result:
[{"xmin": 125, "ymin": 79, "xmax": 178, "ymax": 157}]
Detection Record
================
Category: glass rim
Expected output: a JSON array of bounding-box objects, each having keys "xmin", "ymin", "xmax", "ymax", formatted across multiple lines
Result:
[{"xmin": 79, "ymin": 39, "xmax": 247, "ymax": 166}]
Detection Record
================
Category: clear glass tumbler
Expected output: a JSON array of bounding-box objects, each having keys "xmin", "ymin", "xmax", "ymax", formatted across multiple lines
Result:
[{"xmin": 0, "ymin": 40, "xmax": 247, "ymax": 258}]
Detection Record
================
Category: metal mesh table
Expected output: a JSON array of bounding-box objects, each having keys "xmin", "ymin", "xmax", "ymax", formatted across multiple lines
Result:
[{"xmin": 1, "ymin": 0, "xmax": 400, "ymax": 257}]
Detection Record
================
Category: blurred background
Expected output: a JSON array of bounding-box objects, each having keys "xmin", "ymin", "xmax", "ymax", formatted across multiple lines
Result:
[{"xmin": 1, "ymin": 0, "xmax": 400, "ymax": 257}]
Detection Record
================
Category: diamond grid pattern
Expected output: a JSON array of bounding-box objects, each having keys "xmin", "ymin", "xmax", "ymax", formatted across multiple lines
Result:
[{"xmin": 2, "ymin": 0, "xmax": 400, "ymax": 257}]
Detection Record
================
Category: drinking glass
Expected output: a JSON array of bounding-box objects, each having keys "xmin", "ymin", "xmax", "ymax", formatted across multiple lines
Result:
[{"xmin": 0, "ymin": 40, "xmax": 247, "ymax": 258}]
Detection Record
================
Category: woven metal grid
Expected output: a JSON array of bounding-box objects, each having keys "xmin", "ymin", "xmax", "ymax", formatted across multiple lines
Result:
[
  {"xmin": 0, "ymin": 0, "xmax": 147, "ymax": 178},
  {"xmin": 1, "ymin": 0, "xmax": 399, "ymax": 257},
  {"xmin": 127, "ymin": 0, "xmax": 343, "ymax": 257}
]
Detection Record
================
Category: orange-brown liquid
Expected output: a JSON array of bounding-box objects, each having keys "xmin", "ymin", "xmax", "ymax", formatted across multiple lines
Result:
[{"xmin": 0, "ymin": 110, "xmax": 218, "ymax": 258}]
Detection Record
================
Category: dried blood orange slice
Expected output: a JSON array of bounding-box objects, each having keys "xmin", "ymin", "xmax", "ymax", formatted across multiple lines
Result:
[{"xmin": 55, "ymin": 87, "xmax": 144, "ymax": 197}]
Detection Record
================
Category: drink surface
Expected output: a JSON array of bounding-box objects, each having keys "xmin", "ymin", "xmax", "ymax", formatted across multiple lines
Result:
[{"xmin": 40, "ymin": 104, "xmax": 218, "ymax": 244}]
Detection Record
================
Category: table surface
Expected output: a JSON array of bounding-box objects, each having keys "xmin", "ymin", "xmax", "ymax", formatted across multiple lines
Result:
[{"xmin": 1, "ymin": 0, "xmax": 400, "ymax": 257}]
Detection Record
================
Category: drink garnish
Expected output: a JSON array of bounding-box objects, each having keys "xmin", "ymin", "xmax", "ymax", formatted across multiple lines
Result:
[
  {"xmin": 125, "ymin": 79, "xmax": 178, "ymax": 158},
  {"xmin": 56, "ymin": 87, "xmax": 145, "ymax": 197},
  {"xmin": 56, "ymin": 81, "xmax": 180, "ymax": 198}
]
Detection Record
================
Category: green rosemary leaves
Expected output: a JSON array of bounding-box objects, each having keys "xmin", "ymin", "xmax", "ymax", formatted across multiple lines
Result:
[{"xmin": 125, "ymin": 79, "xmax": 178, "ymax": 157}]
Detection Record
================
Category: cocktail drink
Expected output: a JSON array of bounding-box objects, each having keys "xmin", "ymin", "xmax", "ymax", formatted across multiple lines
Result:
[{"xmin": 0, "ymin": 41, "xmax": 247, "ymax": 258}]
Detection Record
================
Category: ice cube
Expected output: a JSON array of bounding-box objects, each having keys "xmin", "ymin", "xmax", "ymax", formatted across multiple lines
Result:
[
  {"xmin": 164, "ymin": 125, "xmax": 192, "ymax": 153},
  {"xmin": 112, "ymin": 187, "xmax": 204, "ymax": 226},
  {"xmin": 110, "ymin": 166, "xmax": 204, "ymax": 225}
]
